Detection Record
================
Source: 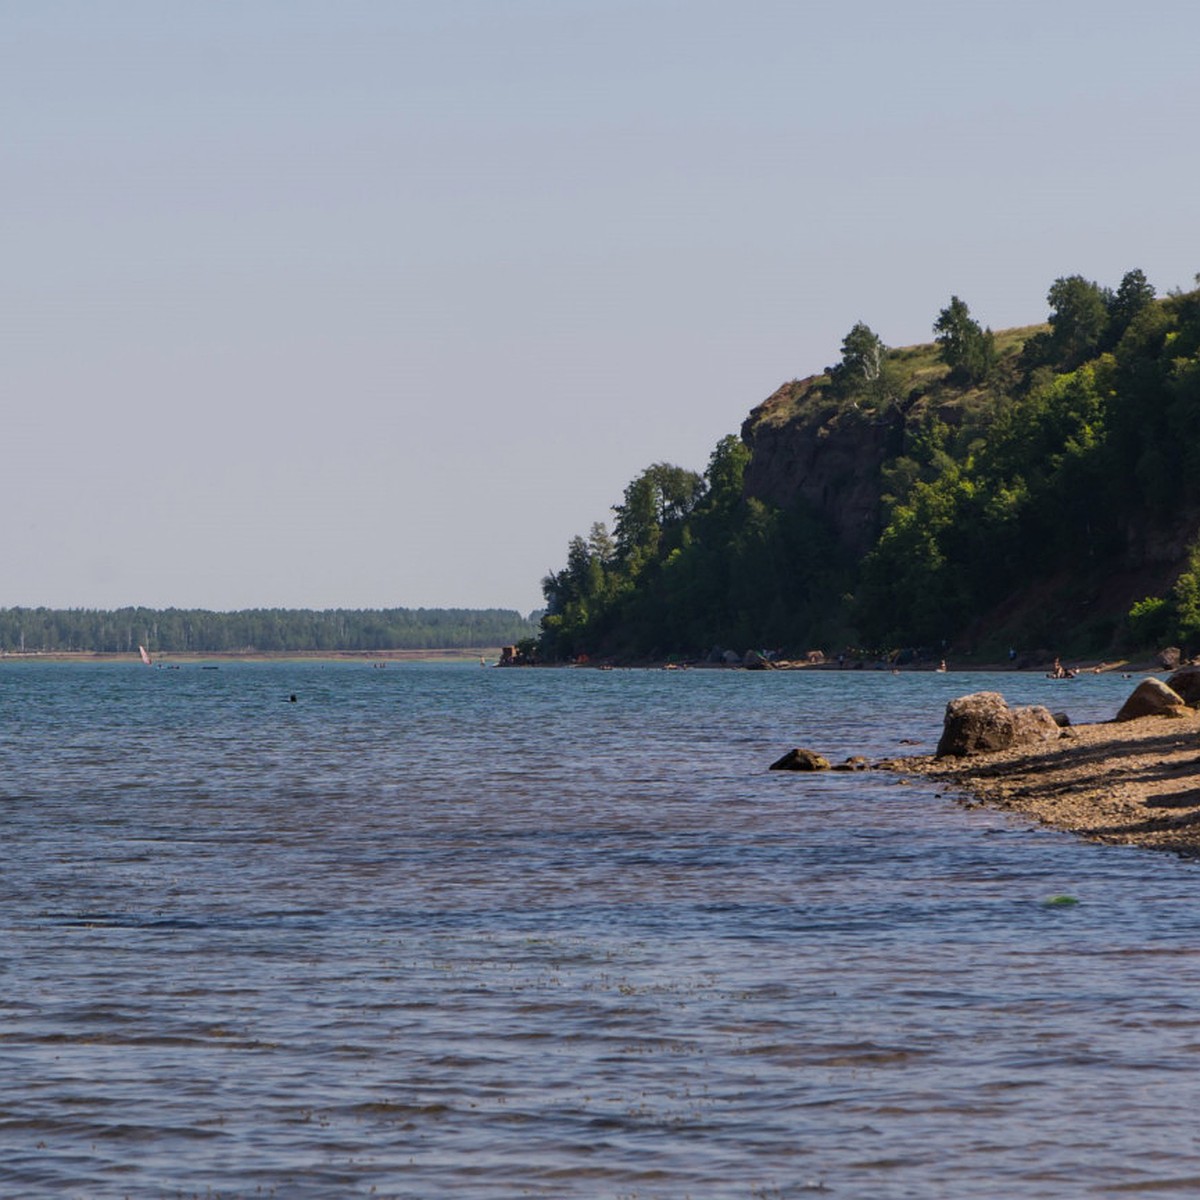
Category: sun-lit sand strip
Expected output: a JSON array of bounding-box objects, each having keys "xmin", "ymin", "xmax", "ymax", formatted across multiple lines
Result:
[{"xmin": 897, "ymin": 711, "xmax": 1200, "ymax": 855}]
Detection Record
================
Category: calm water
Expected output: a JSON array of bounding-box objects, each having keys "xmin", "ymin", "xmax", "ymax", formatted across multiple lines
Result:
[{"xmin": 2, "ymin": 661, "xmax": 1199, "ymax": 1198}]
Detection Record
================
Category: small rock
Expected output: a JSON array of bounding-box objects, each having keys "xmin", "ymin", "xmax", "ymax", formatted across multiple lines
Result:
[
  {"xmin": 831, "ymin": 755, "xmax": 871, "ymax": 772},
  {"xmin": 769, "ymin": 748, "xmax": 831, "ymax": 772}
]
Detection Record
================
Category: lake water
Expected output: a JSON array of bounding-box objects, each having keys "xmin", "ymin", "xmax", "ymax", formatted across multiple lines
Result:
[{"xmin": 3, "ymin": 661, "xmax": 1199, "ymax": 1198}]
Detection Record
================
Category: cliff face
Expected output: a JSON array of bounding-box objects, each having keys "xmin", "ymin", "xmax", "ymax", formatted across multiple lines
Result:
[
  {"xmin": 740, "ymin": 378, "xmax": 904, "ymax": 559},
  {"xmin": 738, "ymin": 363, "xmax": 1200, "ymax": 655}
]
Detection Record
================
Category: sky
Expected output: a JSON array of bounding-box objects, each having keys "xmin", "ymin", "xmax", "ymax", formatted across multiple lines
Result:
[{"xmin": 4, "ymin": 0, "xmax": 1199, "ymax": 616}]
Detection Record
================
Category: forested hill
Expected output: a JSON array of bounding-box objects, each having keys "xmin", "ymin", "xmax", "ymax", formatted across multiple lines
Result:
[
  {"xmin": 539, "ymin": 270, "xmax": 1200, "ymax": 663},
  {"xmin": 0, "ymin": 607, "xmax": 537, "ymax": 654}
]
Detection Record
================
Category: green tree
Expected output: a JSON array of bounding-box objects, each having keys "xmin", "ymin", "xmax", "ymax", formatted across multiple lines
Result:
[
  {"xmin": 587, "ymin": 521, "xmax": 616, "ymax": 565},
  {"xmin": 933, "ymin": 295, "xmax": 996, "ymax": 384},
  {"xmin": 828, "ymin": 321, "xmax": 885, "ymax": 397},
  {"xmin": 613, "ymin": 463, "xmax": 705, "ymax": 563},
  {"xmin": 1106, "ymin": 268, "xmax": 1156, "ymax": 343},
  {"xmin": 1172, "ymin": 539, "xmax": 1200, "ymax": 647},
  {"xmin": 701, "ymin": 434, "xmax": 750, "ymax": 513},
  {"xmin": 856, "ymin": 472, "xmax": 977, "ymax": 645},
  {"xmin": 1126, "ymin": 596, "xmax": 1170, "ymax": 646},
  {"xmin": 1046, "ymin": 274, "xmax": 1111, "ymax": 367}
]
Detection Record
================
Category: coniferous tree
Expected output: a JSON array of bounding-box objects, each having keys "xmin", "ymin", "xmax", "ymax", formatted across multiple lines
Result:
[
  {"xmin": 827, "ymin": 321, "xmax": 885, "ymax": 397},
  {"xmin": 933, "ymin": 295, "xmax": 996, "ymax": 384}
]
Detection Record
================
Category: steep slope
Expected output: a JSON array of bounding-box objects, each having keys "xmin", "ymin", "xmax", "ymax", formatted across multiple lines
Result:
[
  {"xmin": 741, "ymin": 378, "xmax": 904, "ymax": 559},
  {"xmin": 537, "ymin": 278, "xmax": 1200, "ymax": 662}
]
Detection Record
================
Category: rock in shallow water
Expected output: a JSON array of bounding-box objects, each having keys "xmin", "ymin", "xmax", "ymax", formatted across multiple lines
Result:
[
  {"xmin": 769, "ymin": 748, "xmax": 831, "ymax": 771},
  {"xmin": 832, "ymin": 755, "xmax": 871, "ymax": 772}
]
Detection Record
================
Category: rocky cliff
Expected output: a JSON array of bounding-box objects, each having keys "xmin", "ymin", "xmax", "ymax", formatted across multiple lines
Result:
[
  {"xmin": 735, "ymin": 328, "xmax": 1200, "ymax": 654},
  {"xmin": 740, "ymin": 376, "xmax": 905, "ymax": 559}
]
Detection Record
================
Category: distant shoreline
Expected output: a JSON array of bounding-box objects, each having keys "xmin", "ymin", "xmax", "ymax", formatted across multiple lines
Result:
[
  {"xmin": 558, "ymin": 656, "xmax": 1157, "ymax": 674},
  {"xmin": 4, "ymin": 648, "xmax": 1162, "ymax": 676},
  {"xmin": 0, "ymin": 648, "xmax": 503, "ymax": 664}
]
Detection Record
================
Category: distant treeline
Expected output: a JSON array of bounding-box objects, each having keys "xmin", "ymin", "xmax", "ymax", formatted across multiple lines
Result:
[{"xmin": 0, "ymin": 607, "xmax": 539, "ymax": 654}]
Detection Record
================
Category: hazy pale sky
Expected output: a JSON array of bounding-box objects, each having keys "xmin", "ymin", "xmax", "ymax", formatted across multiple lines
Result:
[{"xmin": 5, "ymin": 0, "xmax": 1198, "ymax": 615}]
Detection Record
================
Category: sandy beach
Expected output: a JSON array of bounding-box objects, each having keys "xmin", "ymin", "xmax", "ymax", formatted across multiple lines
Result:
[{"xmin": 898, "ymin": 710, "xmax": 1200, "ymax": 856}]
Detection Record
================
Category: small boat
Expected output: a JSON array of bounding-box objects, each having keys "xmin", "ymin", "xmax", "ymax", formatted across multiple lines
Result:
[{"xmin": 138, "ymin": 644, "xmax": 152, "ymax": 667}]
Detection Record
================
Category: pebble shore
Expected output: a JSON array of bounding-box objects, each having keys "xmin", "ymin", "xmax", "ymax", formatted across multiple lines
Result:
[{"xmin": 897, "ymin": 711, "xmax": 1200, "ymax": 856}]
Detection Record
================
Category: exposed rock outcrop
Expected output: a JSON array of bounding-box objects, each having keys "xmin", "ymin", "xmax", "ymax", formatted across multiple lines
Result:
[
  {"xmin": 735, "ymin": 363, "xmax": 1200, "ymax": 653},
  {"xmin": 740, "ymin": 380, "xmax": 903, "ymax": 558},
  {"xmin": 936, "ymin": 691, "xmax": 1061, "ymax": 758}
]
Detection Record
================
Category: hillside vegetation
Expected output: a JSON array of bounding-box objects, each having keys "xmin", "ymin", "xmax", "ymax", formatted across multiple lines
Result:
[{"xmin": 538, "ymin": 270, "xmax": 1200, "ymax": 663}]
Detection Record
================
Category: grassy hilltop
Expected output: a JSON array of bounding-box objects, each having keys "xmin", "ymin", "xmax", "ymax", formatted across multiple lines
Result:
[{"xmin": 538, "ymin": 271, "xmax": 1200, "ymax": 663}]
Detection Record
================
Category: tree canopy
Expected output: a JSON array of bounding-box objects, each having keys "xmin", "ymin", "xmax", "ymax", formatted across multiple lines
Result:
[
  {"xmin": 536, "ymin": 267, "xmax": 1200, "ymax": 662},
  {"xmin": 827, "ymin": 321, "xmax": 885, "ymax": 397},
  {"xmin": 933, "ymin": 295, "xmax": 996, "ymax": 384}
]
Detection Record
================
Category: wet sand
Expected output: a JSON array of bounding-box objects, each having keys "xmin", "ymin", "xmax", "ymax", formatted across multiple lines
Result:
[{"xmin": 896, "ymin": 711, "xmax": 1200, "ymax": 856}]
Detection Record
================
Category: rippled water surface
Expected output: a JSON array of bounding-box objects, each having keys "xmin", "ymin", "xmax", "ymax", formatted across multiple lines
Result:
[{"xmin": 3, "ymin": 661, "xmax": 1200, "ymax": 1198}]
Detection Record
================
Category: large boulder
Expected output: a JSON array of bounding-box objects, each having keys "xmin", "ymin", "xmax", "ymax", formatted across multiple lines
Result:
[
  {"xmin": 935, "ymin": 691, "xmax": 1061, "ymax": 758},
  {"xmin": 1115, "ymin": 677, "xmax": 1188, "ymax": 721},
  {"xmin": 1010, "ymin": 703, "xmax": 1063, "ymax": 744},
  {"xmin": 1165, "ymin": 665, "xmax": 1200, "ymax": 706},
  {"xmin": 1158, "ymin": 646, "xmax": 1183, "ymax": 670}
]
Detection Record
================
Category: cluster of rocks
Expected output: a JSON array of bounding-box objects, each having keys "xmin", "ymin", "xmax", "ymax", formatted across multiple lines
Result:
[
  {"xmin": 706, "ymin": 647, "xmax": 779, "ymax": 668},
  {"xmin": 769, "ymin": 668, "xmax": 1200, "ymax": 771},
  {"xmin": 769, "ymin": 749, "xmax": 871, "ymax": 772}
]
